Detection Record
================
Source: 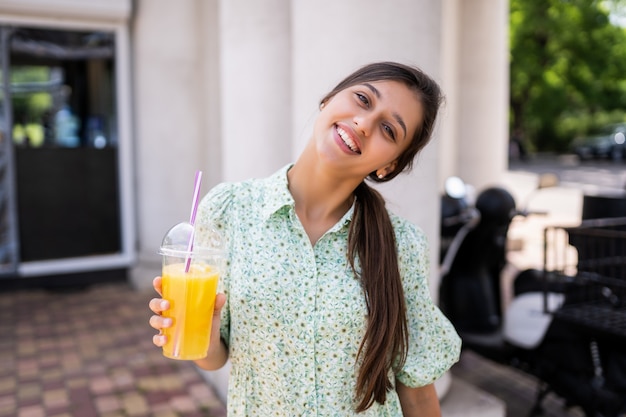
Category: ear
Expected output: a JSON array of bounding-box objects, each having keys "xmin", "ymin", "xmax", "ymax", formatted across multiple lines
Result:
[{"xmin": 376, "ymin": 160, "xmax": 398, "ymax": 179}]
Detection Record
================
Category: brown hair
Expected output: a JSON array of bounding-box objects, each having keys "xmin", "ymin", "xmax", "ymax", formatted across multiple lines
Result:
[{"xmin": 320, "ymin": 62, "xmax": 444, "ymax": 412}]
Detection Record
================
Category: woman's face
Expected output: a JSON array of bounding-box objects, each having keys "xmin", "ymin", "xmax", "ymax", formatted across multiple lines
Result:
[{"xmin": 313, "ymin": 80, "xmax": 423, "ymax": 179}]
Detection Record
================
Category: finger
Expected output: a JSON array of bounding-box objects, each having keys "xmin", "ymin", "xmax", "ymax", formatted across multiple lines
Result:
[
  {"xmin": 153, "ymin": 276, "xmax": 163, "ymax": 296},
  {"xmin": 149, "ymin": 314, "xmax": 172, "ymax": 330},
  {"xmin": 214, "ymin": 293, "xmax": 226, "ymax": 315},
  {"xmin": 149, "ymin": 298, "xmax": 169, "ymax": 314},
  {"xmin": 153, "ymin": 333, "xmax": 167, "ymax": 347}
]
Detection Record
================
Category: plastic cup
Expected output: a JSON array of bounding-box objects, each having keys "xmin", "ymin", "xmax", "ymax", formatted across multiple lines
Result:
[{"xmin": 158, "ymin": 221, "xmax": 225, "ymax": 360}]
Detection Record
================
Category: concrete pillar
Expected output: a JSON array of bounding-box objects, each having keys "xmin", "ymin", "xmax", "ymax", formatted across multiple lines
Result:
[
  {"xmin": 292, "ymin": 0, "xmax": 444, "ymax": 294},
  {"xmin": 219, "ymin": 0, "xmax": 292, "ymax": 182},
  {"xmin": 439, "ymin": 0, "xmax": 461, "ymax": 184},
  {"xmin": 456, "ymin": 0, "xmax": 509, "ymax": 190},
  {"xmin": 132, "ymin": 0, "xmax": 216, "ymax": 287}
]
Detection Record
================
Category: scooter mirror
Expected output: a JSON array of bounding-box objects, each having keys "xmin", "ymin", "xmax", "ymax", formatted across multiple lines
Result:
[
  {"xmin": 445, "ymin": 176, "xmax": 467, "ymax": 199},
  {"xmin": 537, "ymin": 173, "xmax": 559, "ymax": 190}
]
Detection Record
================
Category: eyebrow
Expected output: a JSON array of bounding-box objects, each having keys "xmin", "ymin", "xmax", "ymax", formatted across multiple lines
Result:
[{"xmin": 363, "ymin": 82, "xmax": 408, "ymax": 139}]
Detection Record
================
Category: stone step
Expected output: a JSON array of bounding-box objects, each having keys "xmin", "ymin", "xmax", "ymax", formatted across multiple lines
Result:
[{"xmin": 441, "ymin": 377, "xmax": 506, "ymax": 417}]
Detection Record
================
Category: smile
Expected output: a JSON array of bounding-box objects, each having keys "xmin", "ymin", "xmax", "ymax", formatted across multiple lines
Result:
[{"xmin": 336, "ymin": 126, "xmax": 361, "ymax": 154}]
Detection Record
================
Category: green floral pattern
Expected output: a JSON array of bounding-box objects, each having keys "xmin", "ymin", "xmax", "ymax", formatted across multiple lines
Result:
[{"xmin": 195, "ymin": 165, "xmax": 461, "ymax": 416}]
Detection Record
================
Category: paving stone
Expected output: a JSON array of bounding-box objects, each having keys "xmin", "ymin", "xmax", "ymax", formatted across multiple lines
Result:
[
  {"xmin": 17, "ymin": 383, "xmax": 40, "ymax": 401},
  {"xmin": 0, "ymin": 377, "xmax": 16, "ymax": 395},
  {"xmin": 170, "ymin": 395, "xmax": 196, "ymax": 413},
  {"xmin": 2, "ymin": 283, "xmax": 227, "ymax": 417},
  {"xmin": 43, "ymin": 388, "xmax": 69, "ymax": 408},
  {"xmin": 0, "ymin": 395, "xmax": 16, "ymax": 416},
  {"xmin": 17, "ymin": 404, "xmax": 45, "ymax": 417},
  {"xmin": 90, "ymin": 376, "xmax": 115, "ymax": 395},
  {"xmin": 95, "ymin": 395, "xmax": 122, "ymax": 414},
  {"xmin": 121, "ymin": 392, "xmax": 149, "ymax": 416}
]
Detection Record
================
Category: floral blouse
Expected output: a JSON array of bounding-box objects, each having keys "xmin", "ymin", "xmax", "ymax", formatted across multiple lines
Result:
[{"xmin": 195, "ymin": 165, "xmax": 461, "ymax": 416}]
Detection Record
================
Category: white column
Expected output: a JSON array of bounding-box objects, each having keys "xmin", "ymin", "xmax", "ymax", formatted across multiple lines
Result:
[
  {"xmin": 132, "ymin": 0, "xmax": 214, "ymax": 287},
  {"xmin": 219, "ymin": 0, "xmax": 292, "ymax": 182},
  {"xmin": 439, "ymin": 0, "xmax": 461, "ymax": 184},
  {"xmin": 291, "ymin": 0, "xmax": 444, "ymax": 294},
  {"xmin": 456, "ymin": 0, "xmax": 509, "ymax": 190}
]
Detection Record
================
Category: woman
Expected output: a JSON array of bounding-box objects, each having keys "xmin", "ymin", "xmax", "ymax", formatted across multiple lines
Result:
[{"xmin": 149, "ymin": 61, "xmax": 461, "ymax": 416}]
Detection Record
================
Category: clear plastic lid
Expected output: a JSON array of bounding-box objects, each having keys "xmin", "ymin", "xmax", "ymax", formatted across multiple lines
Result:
[{"xmin": 158, "ymin": 221, "xmax": 226, "ymax": 259}]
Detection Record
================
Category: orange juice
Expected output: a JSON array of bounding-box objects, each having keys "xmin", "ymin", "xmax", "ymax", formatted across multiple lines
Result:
[{"xmin": 161, "ymin": 262, "xmax": 219, "ymax": 360}]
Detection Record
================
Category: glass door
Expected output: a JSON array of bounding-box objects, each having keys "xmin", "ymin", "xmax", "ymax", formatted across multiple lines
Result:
[
  {"xmin": 0, "ymin": 24, "xmax": 134, "ymax": 278},
  {"xmin": 10, "ymin": 27, "xmax": 121, "ymax": 263}
]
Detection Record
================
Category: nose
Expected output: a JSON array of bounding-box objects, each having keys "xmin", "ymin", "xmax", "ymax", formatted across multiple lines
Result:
[{"xmin": 353, "ymin": 114, "xmax": 373, "ymax": 137}]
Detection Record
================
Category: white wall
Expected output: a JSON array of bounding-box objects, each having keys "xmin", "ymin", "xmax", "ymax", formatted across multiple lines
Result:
[{"xmin": 220, "ymin": 0, "xmax": 292, "ymax": 182}]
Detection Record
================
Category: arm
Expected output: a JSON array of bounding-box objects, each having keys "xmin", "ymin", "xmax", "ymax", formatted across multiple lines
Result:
[{"xmin": 396, "ymin": 381, "xmax": 441, "ymax": 417}]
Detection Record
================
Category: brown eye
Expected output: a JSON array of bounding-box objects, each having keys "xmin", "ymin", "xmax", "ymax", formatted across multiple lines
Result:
[
  {"xmin": 355, "ymin": 93, "xmax": 369, "ymax": 107},
  {"xmin": 383, "ymin": 124, "xmax": 396, "ymax": 140}
]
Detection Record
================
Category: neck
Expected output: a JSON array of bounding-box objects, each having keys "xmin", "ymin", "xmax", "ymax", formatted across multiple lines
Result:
[
  {"xmin": 288, "ymin": 160, "xmax": 357, "ymax": 219},
  {"xmin": 287, "ymin": 152, "xmax": 359, "ymax": 245}
]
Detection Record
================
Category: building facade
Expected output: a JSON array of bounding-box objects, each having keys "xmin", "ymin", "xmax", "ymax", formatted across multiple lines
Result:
[
  {"xmin": 0, "ymin": 0, "xmax": 512, "ymax": 305},
  {"xmin": 1, "ymin": 0, "xmax": 510, "ymax": 289}
]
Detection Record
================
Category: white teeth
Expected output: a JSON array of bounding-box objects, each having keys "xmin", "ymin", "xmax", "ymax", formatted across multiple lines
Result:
[{"xmin": 337, "ymin": 127, "xmax": 359, "ymax": 153}]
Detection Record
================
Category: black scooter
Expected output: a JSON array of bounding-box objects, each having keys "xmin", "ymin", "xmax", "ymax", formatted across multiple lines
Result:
[{"xmin": 438, "ymin": 175, "xmax": 626, "ymax": 417}]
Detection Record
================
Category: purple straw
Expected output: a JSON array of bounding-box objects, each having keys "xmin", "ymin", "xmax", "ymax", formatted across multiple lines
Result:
[{"xmin": 185, "ymin": 170, "xmax": 203, "ymax": 272}]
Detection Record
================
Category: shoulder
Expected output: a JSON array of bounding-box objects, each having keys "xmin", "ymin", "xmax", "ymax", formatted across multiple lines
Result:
[
  {"xmin": 387, "ymin": 212, "xmax": 430, "ymax": 284},
  {"xmin": 196, "ymin": 179, "xmax": 256, "ymax": 225},
  {"xmin": 197, "ymin": 166, "xmax": 291, "ymax": 226},
  {"xmin": 388, "ymin": 212, "xmax": 428, "ymax": 252},
  {"xmin": 203, "ymin": 179, "xmax": 259, "ymax": 206}
]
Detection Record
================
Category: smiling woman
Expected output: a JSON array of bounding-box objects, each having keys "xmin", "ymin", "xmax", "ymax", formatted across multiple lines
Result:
[{"xmin": 149, "ymin": 61, "xmax": 462, "ymax": 417}]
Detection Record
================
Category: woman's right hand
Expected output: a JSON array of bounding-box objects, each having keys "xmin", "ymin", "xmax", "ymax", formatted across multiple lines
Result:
[{"xmin": 149, "ymin": 276, "xmax": 170, "ymax": 347}]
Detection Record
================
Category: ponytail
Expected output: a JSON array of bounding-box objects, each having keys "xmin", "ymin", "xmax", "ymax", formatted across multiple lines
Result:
[{"xmin": 349, "ymin": 182, "xmax": 408, "ymax": 412}]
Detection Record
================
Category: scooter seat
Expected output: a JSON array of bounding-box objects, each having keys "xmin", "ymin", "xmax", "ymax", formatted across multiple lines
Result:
[{"xmin": 504, "ymin": 292, "xmax": 564, "ymax": 349}]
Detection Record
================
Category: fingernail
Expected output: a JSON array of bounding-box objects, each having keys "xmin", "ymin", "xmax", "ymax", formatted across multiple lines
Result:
[
  {"xmin": 160, "ymin": 300, "xmax": 168, "ymax": 310},
  {"xmin": 163, "ymin": 318, "xmax": 172, "ymax": 327}
]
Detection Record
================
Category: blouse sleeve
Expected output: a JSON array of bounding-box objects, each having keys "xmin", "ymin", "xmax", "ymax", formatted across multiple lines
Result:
[
  {"xmin": 393, "ymin": 219, "xmax": 462, "ymax": 387},
  {"xmin": 195, "ymin": 181, "xmax": 239, "ymax": 350}
]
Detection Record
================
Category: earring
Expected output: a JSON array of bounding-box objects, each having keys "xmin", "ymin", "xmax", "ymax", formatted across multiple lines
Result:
[{"xmin": 377, "ymin": 173, "xmax": 385, "ymax": 180}]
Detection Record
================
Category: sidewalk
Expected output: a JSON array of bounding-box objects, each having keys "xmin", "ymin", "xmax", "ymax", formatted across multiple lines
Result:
[{"xmin": 0, "ymin": 283, "xmax": 226, "ymax": 417}]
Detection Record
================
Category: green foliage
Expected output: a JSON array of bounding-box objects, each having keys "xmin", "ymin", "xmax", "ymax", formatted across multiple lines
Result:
[{"xmin": 510, "ymin": 0, "xmax": 626, "ymax": 152}]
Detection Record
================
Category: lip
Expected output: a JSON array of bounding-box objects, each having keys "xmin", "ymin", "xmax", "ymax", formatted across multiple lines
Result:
[{"xmin": 334, "ymin": 123, "xmax": 362, "ymax": 155}]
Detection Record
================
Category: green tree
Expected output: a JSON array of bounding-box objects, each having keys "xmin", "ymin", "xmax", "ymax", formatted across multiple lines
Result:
[{"xmin": 510, "ymin": 0, "xmax": 626, "ymax": 152}]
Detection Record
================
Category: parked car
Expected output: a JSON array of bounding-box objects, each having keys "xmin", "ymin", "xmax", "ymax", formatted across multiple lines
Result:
[{"xmin": 572, "ymin": 123, "xmax": 626, "ymax": 161}]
